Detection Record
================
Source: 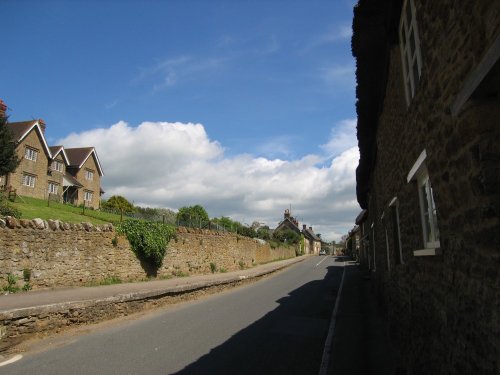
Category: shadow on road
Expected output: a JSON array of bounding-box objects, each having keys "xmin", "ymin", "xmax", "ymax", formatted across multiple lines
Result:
[{"xmin": 172, "ymin": 262, "xmax": 345, "ymax": 375}]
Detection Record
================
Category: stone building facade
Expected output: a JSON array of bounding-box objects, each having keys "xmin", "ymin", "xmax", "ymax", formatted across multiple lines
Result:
[
  {"xmin": 1, "ymin": 102, "xmax": 104, "ymax": 209},
  {"xmin": 352, "ymin": 0, "xmax": 499, "ymax": 374}
]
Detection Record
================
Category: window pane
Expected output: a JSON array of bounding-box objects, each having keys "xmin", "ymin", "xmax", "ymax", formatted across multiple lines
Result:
[{"xmin": 420, "ymin": 183, "xmax": 431, "ymax": 243}]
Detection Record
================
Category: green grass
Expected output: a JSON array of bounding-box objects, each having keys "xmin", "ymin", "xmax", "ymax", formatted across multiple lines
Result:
[{"xmin": 10, "ymin": 196, "xmax": 123, "ymax": 225}]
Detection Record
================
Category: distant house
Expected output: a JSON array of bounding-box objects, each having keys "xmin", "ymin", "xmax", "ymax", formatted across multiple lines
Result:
[
  {"xmin": 0, "ymin": 104, "xmax": 104, "ymax": 209},
  {"xmin": 301, "ymin": 224, "xmax": 321, "ymax": 255},
  {"xmin": 352, "ymin": 0, "xmax": 499, "ymax": 373},
  {"xmin": 274, "ymin": 209, "xmax": 321, "ymax": 255}
]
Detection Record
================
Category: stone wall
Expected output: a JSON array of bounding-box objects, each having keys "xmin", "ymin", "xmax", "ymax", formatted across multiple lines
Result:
[
  {"xmin": 0, "ymin": 217, "xmax": 296, "ymax": 290},
  {"xmin": 353, "ymin": 1, "xmax": 500, "ymax": 374}
]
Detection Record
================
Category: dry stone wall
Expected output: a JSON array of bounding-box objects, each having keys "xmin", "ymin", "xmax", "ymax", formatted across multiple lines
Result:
[{"xmin": 0, "ymin": 217, "xmax": 296, "ymax": 290}]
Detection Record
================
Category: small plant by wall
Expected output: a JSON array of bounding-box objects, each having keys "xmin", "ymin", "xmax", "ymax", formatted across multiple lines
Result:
[
  {"xmin": 210, "ymin": 262, "xmax": 217, "ymax": 273},
  {"xmin": 117, "ymin": 220, "xmax": 176, "ymax": 268}
]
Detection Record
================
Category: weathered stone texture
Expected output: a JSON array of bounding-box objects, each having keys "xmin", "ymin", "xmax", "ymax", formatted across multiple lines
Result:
[
  {"xmin": 356, "ymin": 1, "xmax": 500, "ymax": 374},
  {"xmin": 0, "ymin": 220, "xmax": 295, "ymax": 290}
]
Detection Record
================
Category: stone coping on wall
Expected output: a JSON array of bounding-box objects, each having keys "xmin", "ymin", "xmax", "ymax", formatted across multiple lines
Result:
[{"xmin": 0, "ymin": 216, "xmax": 114, "ymax": 232}]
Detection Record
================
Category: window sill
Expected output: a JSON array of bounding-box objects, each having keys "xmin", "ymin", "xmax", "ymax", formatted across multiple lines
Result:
[{"xmin": 413, "ymin": 248, "xmax": 441, "ymax": 256}]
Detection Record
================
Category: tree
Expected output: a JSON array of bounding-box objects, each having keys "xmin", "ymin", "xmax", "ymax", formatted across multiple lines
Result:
[
  {"xmin": 102, "ymin": 195, "xmax": 134, "ymax": 221},
  {"xmin": 176, "ymin": 204, "xmax": 209, "ymax": 226},
  {"xmin": 0, "ymin": 114, "xmax": 21, "ymax": 179},
  {"xmin": 273, "ymin": 229, "xmax": 300, "ymax": 244}
]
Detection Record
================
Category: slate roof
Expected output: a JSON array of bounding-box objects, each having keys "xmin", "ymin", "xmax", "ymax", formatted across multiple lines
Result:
[
  {"xmin": 65, "ymin": 147, "xmax": 104, "ymax": 176},
  {"xmin": 49, "ymin": 145, "xmax": 70, "ymax": 164},
  {"xmin": 6, "ymin": 120, "xmax": 52, "ymax": 158}
]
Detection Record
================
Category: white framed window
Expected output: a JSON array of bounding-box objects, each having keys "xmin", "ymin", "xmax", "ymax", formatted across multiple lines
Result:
[
  {"xmin": 48, "ymin": 182, "xmax": 58, "ymax": 194},
  {"xmin": 371, "ymin": 222, "xmax": 376, "ymax": 271},
  {"xmin": 25, "ymin": 147, "xmax": 38, "ymax": 161},
  {"xmin": 52, "ymin": 160, "xmax": 63, "ymax": 172},
  {"xmin": 399, "ymin": 0, "xmax": 422, "ymax": 105},
  {"xmin": 407, "ymin": 150, "xmax": 441, "ymax": 255},
  {"xmin": 84, "ymin": 190, "xmax": 93, "ymax": 202},
  {"xmin": 22, "ymin": 173, "xmax": 36, "ymax": 188},
  {"xmin": 389, "ymin": 197, "xmax": 404, "ymax": 265},
  {"xmin": 381, "ymin": 212, "xmax": 391, "ymax": 272},
  {"xmin": 85, "ymin": 169, "xmax": 94, "ymax": 181}
]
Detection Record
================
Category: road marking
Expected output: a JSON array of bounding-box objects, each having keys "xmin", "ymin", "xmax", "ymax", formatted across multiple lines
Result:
[
  {"xmin": 315, "ymin": 256, "xmax": 329, "ymax": 267},
  {"xmin": 318, "ymin": 261, "xmax": 346, "ymax": 375},
  {"xmin": 0, "ymin": 354, "xmax": 23, "ymax": 367}
]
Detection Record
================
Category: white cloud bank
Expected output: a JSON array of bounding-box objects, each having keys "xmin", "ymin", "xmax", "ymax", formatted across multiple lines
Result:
[{"xmin": 58, "ymin": 119, "xmax": 360, "ymax": 241}]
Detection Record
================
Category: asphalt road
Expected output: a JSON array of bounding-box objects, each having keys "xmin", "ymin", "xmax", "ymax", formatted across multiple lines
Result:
[{"xmin": 2, "ymin": 256, "xmax": 344, "ymax": 375}]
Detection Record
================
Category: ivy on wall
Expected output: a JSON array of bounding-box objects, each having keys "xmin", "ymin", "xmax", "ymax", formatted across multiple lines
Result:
[{"xmin": 117, "ymin": 220, "xmax": 176, "ymax": 267}]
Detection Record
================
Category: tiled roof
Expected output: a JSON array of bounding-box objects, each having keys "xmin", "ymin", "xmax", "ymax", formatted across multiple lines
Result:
[
  {"xmin": 49, "ymin": 145, "xmax": 70, "ymax": 165},
  {"xmin": 65, "ymin": 147, "xmax": 104, "ymax": 176},
  {"xmin": 6, "ymin": 120, "xmax": 52, "ymax": 158},
  {"xmin": 63, "ymin": 172, "xmax": 83, "ymax": 188}
]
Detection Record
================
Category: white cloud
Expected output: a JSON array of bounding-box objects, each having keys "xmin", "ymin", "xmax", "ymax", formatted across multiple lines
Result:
[
  {"xmin": 320, "ymin": 118, "xmax": 357, "ymax": 157},
  {"xmin": 57, "ymin": 120, "xmax": 360, "ymax": 241},
  {"xmin": 134, "ymin": 56, "xmax": 226, "ymax": 93}
]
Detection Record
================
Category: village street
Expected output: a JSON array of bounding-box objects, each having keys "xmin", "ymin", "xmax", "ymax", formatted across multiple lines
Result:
[{"xmin": 2, "ymin": 256, "xmax": 345, "ymax": 375}]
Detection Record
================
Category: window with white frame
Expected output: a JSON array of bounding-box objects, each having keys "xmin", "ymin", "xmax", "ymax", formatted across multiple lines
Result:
[
  {"xmin": 52, "ymin": 160, "xmax": 63, "ymax": 172},
  {"xmin": 24, "ymin": 147, "xmax": 38, "ymax": 161},
  {"xmin": 48, "ymin": 182, "xmax": 58, "ymax": 194},
  {"xmin": 381, "ymin": 212, "xmax": 391, "ymax": 271},
  {"xmin": 85, "ymin": 169, "xmax": 94, "ymax": 181},
  {"xmin": 389, "ymin": 197, "xmax": 404, "ymax": 265},
  {"xmin": 407, "ymin": 150, "xmax": 441, "ymax": 255},
  {"xmin": 22, "ymin": 173, "xmax": 36, "ymax": 188},
  {"xmin": 399, "ymin": 0, "xmax": 422, "ymax": 105},
  {"xmin": 84, "ymin": 190, "xmax": 93, "ymax": 202},
  {"xmin": 371, "ymin": 222, "xmax": 376, "ymax": 271}
]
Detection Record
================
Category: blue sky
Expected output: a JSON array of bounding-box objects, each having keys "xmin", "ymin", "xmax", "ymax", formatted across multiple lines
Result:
[{"xmin": 3, "ymin": 0, "xmax": 359, "ymax": 241}]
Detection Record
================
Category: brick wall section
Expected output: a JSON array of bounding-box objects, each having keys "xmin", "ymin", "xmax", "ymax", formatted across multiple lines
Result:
[
  {"xmin": 355, "ymin": 1, "xmax": 500, "ymax": 374},
  {"xmin": 0, "ymin": 218, "xmax": 296, "ymax": 290}
]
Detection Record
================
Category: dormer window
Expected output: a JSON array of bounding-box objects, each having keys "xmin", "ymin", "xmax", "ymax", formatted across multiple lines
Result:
[
  {"xmin": 25, "ymin": 147, "xmax": 38, "ymax": 161},
  {"xmin": 399, "ymin": 0, "xmax": 422, "ymax": 105}
]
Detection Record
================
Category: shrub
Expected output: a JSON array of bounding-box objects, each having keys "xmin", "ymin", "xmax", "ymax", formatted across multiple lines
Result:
[
  {"xmin": 117, "ymin": 220, "xmax": 175, "ymax": 268},
  {"xmin": 0, "ymin": 192, "xmax": 21, "ymax": 218},
  {"xmin": 210, "ymin": 262, "xmax": 217, "ymax": 273},
  {"xmin": 3, "ymin": 273, "xmax": 20, "ymax": 293}
]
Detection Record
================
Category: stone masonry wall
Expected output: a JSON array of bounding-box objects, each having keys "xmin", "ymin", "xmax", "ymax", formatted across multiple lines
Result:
[
  {"xmin": 359, "ymin": 1, "xmax": 500, "ymax": 375},
  {"xmin": 0, "ymin": 217, "xmax": 296, "ymax": 290}
]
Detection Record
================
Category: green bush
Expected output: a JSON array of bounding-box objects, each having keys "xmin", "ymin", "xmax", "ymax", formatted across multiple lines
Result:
[
  {"xmin": 3, "ymin": 273, "xmax": 20, "ymax": 293},
  {"xmin": 117, "ymin": 220, "xmax": 175, "ymax": 268},
  {"xmin": 0, "ymin": 192, "xmax": 21, "ymax": 218}
]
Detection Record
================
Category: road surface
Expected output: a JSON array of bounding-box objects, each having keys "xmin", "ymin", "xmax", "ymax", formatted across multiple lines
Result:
[{"xmin": 2, "ymin": 256, "xmax": 344, "ymax": 375}]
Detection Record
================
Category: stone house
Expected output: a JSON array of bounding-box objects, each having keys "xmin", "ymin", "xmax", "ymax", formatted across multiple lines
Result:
[
  {"xmin": 352, "ymin": 0, "xmax": 499, "ymax": 374},
  {"xmin": 1, "ymin": 105, "xmax": 104, "ymax": 209},
  {"xmin": 301, "ymin": 224, "xmax": 321, "ymax": 255},
  {"xmin": 274, "ymin": 210, "xmax": 321, "ymax": 255}
]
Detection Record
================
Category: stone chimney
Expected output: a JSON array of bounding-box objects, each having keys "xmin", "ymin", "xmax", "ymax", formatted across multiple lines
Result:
[
  {"xmin": 284, "ymin": 209, "xmax": 290, "ymax": 219},
  {"xmin": 309, "ymin": 226, "xmax": 313, "ymax": 231},
  {"xmin": 0, "ymin": 99, "xmax": 7, "ymax": 118},
  {"xmin": 38, "ymin": 119, "xmax": 46, "ymax": 134},
  {"xmin": 303, "ymin": 224, "xmax": 307, "ymax": 230}
]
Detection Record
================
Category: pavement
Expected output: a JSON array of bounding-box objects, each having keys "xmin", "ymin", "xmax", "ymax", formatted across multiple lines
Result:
[
  {"xmin": 323, "ymin": 259, "xmax": 400, "ymax": 375},
  {"xmin": 0, "ymin": 256, "xmax": 399, "ymax": 374}
]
